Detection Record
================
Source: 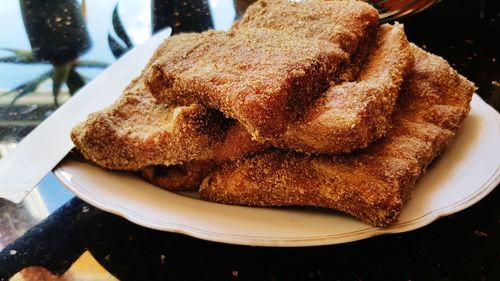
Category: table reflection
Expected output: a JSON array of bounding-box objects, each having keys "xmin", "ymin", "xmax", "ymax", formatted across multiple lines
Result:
[{"xmin": 0, "ymin": 172, "xmax": 74, "ymax": 251}]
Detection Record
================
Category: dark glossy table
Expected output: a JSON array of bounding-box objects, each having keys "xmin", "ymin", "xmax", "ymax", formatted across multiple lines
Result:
[{"xmin": 0, "ymin": 0, "xmax": 498, "ymax": 280}]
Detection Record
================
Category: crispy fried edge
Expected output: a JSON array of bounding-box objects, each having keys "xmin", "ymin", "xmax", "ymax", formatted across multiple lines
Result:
[
  {"xmin": 199, "ymin": 45, "xmax": 476, "ymax": 227},
  {"xmin": 275, "ymin": 23, "xmax": 414, "ymax": 154}
]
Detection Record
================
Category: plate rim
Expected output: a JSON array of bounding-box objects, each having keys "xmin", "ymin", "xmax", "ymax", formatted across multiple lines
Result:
[{"xmin": 54, "ymin": 95, "xmax": 500, "ymax": 247}]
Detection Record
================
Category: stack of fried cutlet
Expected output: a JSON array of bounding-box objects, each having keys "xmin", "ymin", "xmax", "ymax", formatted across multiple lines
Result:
[{"xmin": 71, "ymin": 0, "xmax": 475, "ymax": 227}]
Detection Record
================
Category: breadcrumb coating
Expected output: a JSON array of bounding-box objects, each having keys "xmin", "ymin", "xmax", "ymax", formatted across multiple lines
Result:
[
  {"xmin": 71, "ymin": 74, "xmax": 265, "ymax": 170},
  {"xmin": 232, "ymin": 0, "xmax": 379, "ymax": 82},
  {"xmin": 70, "ymin": 75, "xmax": 225, "ymax": 170},
  {"xmin": 233, "ymin": 0, "xmax": 378, "ymax": 62},
  {"xmin": 116, "ymin": 22, "xmax": 410, "ymax": 187},
  {"xmin": 72, "ymin": 0, "xmax": 475, "ymax": 209},
  {"xmin": 144, "ymin": 0, "xmax": 378, "ymax": 140},
  {"xmin": 274, "ymin": 23, "xmax": 414, "ymax": 153},
  {"xmin": 145, "ymin": 28, "xmax": 345, "ymax": 140},
  {"xmin": 199, "ymin": 45, "xmax": 476, "ymax": 227},
  {"xmin": 139, "ymin": 161, "xmax": 217, "ymax": 191}
]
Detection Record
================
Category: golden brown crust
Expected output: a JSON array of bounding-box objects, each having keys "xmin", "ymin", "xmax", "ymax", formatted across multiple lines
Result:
[
  {"xmin": 199, "ymin": 45, "xmax": 476, "ymax": 227},
  {"xmin": 233, "ymin": 0, "xmax": 378, "ymax": 58},
  {"xmin": 72, "ymin": 21, "xmax": 410, "ymax": 185},
  {"xmin": 232, "ymin": 0, "xmax": 380, "ymax": 85},
  {"xmin": 72, "ymin": 1, "xmax": 476, "ymax": 197},
  {"xmin": 144, "ymin": 0, "xmax": 378, "ymax": 140},
  {"xmin": 209, "ymin": 122, "xmax": 271, "ymax": 163},
  {"xmin": 70, "ymin": 76, "xmax": 227, "ymax": 170},
  {"xmin": 275, "ymin": 23, "xmax": 414, "ymax": 153},
  {"xmin": 139, "ymin": 161, "xmax": 217, "ymax": 191},
  {"xmin": 145, "ymin": 28, "xmax": 345, "ymax": 140},
  {"xmin": 71, "ymin": 75, "xmax": 266, "ymax": 171}
]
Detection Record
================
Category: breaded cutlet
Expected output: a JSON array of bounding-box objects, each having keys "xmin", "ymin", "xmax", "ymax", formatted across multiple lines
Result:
[
  {"xmin": 273, "ymin": 23, "xmax": 414, "ymax": 153},
  {"xmin": 232, "ymin": 0, "xmax": 379, "ymax": 81},
  {"xmin": 72, "ymin": 0, "xmax": 377, "ymax": 171},
  {"xmin": 129, "ymin": 22, "xmax": 411, "ymax": 174},
  {"xmin": 199, "ymin": 45, "xmax": 476, "ymax": 227},
  {"xmin": 125, "ymin": 22, "xmax": 410, "ymax": 188},
  {"xmin": 144, "ymin": 1, "xmax": 378, "ymax": 140},
  {"xmin": 71, "ymin": 73, "xmax": 266, "ymax": 171},
  {"xmin": 136, "ymin": 122, "xmax": 272, "ymax": 191},
  {"xmin": 234, "ymin": 0, "xmax": 377, "ymax": 52},
  {"xmin": 71, "ymin": 32, "xmax": 271, "ymax": 171},
  {"xmin": 72, "ymin": 22, "xmax": 409, "ymax": 188},
  {"xmin": 145, "ymin": 28, "xmax": 347, "ymax": 140},
  {"xmin": 70, "ymin": 75, "xmax": 225, "ymax": 170}
]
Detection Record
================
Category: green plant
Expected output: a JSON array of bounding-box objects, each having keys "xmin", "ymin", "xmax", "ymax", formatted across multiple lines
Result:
[
  {"xmin": 0, "ymin": 49, "xmax": 107, "ymax": 105},
  {"xmin": 108, "ymin": 4, "xmax": 134, "ymax": 58},
  {"xmin": 0, "ymin": 0, "xmax": 108, "ymax": 106}
]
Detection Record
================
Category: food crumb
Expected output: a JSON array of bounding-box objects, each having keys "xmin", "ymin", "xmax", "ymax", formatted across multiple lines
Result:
[
  {"xmin": 10, "ymin": 250, "xmax": 17, "ymax": 255},
  {"xmin": 82, "ymin": 206, "xmax": 90, "ymax": 213}
]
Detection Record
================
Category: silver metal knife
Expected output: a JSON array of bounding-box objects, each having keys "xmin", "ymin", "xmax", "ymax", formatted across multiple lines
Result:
[{"xmin": 0, "ymin": 28, "xmax": 172, "ymax": 203}]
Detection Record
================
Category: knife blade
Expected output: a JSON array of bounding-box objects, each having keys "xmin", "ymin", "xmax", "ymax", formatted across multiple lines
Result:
[{"xmin": 0, "ymin": 28, "xmax": 172, "ymax": 203}]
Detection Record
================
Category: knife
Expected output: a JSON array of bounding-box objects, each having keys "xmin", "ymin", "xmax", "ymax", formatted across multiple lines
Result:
[{"xmin": 0, "ymin": 28, "xmax": 172, "ymax": 203}]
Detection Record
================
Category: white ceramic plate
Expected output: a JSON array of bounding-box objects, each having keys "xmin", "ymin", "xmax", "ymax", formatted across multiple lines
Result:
[{"xmin": 54, "ymin": 95, "xmax": 499, "ymax": 247}]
